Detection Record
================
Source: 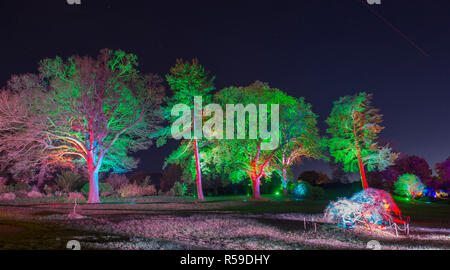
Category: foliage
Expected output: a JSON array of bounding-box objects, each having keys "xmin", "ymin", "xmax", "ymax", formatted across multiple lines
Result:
[
  {"xmin": 14, "ymin": 182, "xmax": 31, "ymax": 192},
  {"xmin": 104, "ymin": 174, "xmax": 129, "ymax": 190},
  {"xmin": 43, "ymin": 184, "xmax": 55, "ymax": 195},
  {"xmin": 330, "ymin": 161, "xmax": 351, "ymax": 184},
  {"xmin": 55, "ymin": 171, "xmax": 84, "ymax": 193},
  {"xmin": 171, "ymin": 182, "xmax": 188, "ymax": 197},
  {"xmin": 160, "ymin": 59, "xmax": 216, "ymax": 201},
  {"xmin": 324, "ymin": 188, "xmax": 401, "ymax": 229},
  {"xmin": 81, "ymin": 182, "xmax": 114, "ymax": 194},
  {"xmin": 394, "ymin": 174, "xmax": 426, "ymax": 199},
  {"xmin": 0, "ymin": 77, "xmax": 64, "ymax": 185},
  {"xmin": 298, "ymin": 171, "xmax": 332, "ymax": 185},
  {"xmin": 211, "ymin": 81, "xmax": 316, "ymax": 199},
  {"xmin": 164, "ymin": 58, "xmax": 215, "ymax": 113},
  {"xmin": 391, "ymin": 155, "xmax": 434, "ymax": 187},
  {"xmin": 292, "ymin": 181, "xmax": 308, "ymax": 198},
  {"xmin": 326, "ymin": 93, "xmax": 398, "ymax": 188},
  {"xmin": 117, "ymin": 184, "xmax": 157, "ymax": 198},
  {"xmin": 435, "ymin": 156, "xmax": 450, "ymax": 190},
  {"xmin": 67, "ymin": 192, "xmax": 86, "ymax": 203},
  {"xmin": 27, "ymin": 191, "xmax": 44, "ymax": 199},
  {"xmin": 0, "ymin": 193, "xmax": 16, "ymax": 201},
  {"xmin": 128, "ymin": 171, "xmax": 154, "ymax": 186},
  {"xmin": 0, "ymin": 184, "xmax": 14, "ymax": 194},
  {"xmin": 38, "ymin": 49, "xmax": 164, "ymax": 203},
  {"xmin": 274, "ymin": 96, "xmax": 325, "ymax": 191},
  {"xmin": 160, "ymin": 164, "xmax": 183, "ymax": 192},
  {"xmin": 292, "ymin": 181, "xmax": 325, "ymax": 199}
]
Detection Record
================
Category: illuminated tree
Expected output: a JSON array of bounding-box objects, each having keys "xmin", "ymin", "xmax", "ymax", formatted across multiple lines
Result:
[
  {"xmin": 394, "ymin": 173, "xmax": 426, "ymax": 199},
  {"xmin": 326, "ymin": 93, "xmax": 397, "ymax": 189},
  {"xmin": 212, "ymin": 81, "xmax": 310, "ymax": 199},
  {"xmin": 161, "ymin": 59, "xmax": 215, "ymax": 201},
  {"xmin": 39, "ymin": 49, "xmax": 164, "ymax": 203},
  {"xmin": 0, "ymin": 75, "xmax": 70, "ymax": 185},
  {"xmin": 435, "ymin": 157, "xmax": 450, "ymax": 190},
  {"xmin": 274, "ymin": 98, "xmax": 324, "ymax": 195},
  {"xmin": 393, "ymin": 155, "xmax": 433, "ymax": 183}
]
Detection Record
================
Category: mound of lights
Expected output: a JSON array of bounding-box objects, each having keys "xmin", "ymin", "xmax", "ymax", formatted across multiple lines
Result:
[{"xmin": 324, "ymin": 188, "xmax": 404, "ymax": 232}]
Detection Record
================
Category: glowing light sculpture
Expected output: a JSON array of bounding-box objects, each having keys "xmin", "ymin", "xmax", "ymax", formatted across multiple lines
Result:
[{"xmin": 324, "ymin": 188, "xmax": 402, "ymax": 231}]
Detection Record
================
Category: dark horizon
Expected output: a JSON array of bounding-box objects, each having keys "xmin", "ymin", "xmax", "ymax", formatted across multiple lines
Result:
[{"xmin": 0, "ymin": 0, "xmax": 449, "ymax": 177}]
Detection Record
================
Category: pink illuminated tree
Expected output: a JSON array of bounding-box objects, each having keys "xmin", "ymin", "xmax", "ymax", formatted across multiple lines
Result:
[
  {"xmin": 0, "ymin": 75, "xmax": 70, "ymax": 185},
  {"xmin": 38, "ymin": 49, "xmax": 164, "ymax": 203}
]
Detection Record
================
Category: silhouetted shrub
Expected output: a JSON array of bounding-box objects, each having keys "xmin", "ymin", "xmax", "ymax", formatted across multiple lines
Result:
[
  {"xmin": 67, "ymin": 192, "xmax": 86, "ymax": 203},
  {"xmin": 55, "ymin": 171, "xmax": 85, "ymax": 193},
  {"xmin": 81, "ymin": 182, "xmax": 114, "ymax": 194},
  {"xmin": 118, "ymin": 184, "xmax": 157, "ymax": 198},
  {"xmin": 160, "ymin": 164, "xmax": 182, "ymax": 192},
  {"xmin": 170, "ymin": 182, "xmax": 188, "ymax": 197},
  {"xmin": 298, "ymin": 171, "xmax": 331, "ymax": 185},
  {"xmin": 14, "ymin": 182, "xmax": 31, "ymax": 192},
  {"xmin": 105, "ymin": 174, "xmax": 129, "ymax": 190},
  {"xmin": 0, "ymin": 193, "xmax": 16, "ymax": 201}
]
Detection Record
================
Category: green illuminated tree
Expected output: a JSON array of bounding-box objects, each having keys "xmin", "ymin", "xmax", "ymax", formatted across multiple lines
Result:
[
  {"xmin": 274, "ymin": 98, "xmax": 325, "ymax": 195},
  {"xmin": 39, "ymin": 49, "xmax": 164, "ymax": 203},
  {"xmin": 160, "ymin": 59, "xmax": 215, "ymax": 201},
  {"xmin": 326, "ymin": 93, "xmax": 397, "ymax": 189},
  {"xmin": 394, "ymin": 173, "xmax": 426, "ymax": 199},
  {"xmin": 212, "ymin": 81, "xmax": 315, "ymax": 199}
]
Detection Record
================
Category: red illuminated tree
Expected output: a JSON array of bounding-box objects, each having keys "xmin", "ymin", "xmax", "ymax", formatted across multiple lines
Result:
[
  {"xmin": 161, "ymin": 59, "xmax": 215, "ymax": 201},
  {"xmin": 326, "ymin": 93, "xmax": 398, "ymax": 189}
]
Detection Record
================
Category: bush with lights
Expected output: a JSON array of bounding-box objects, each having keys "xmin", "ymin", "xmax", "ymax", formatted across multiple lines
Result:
[
  {"xmin": 292, "ymin": 181, "xmax": 324, "ymax": 199},
  {"xmin": 394, "ymin": 173, "xmax": 426, "ymax": 200},
  {"xmin": 324, "ymin": 188, "xmax": 402, "ymax": 230}
]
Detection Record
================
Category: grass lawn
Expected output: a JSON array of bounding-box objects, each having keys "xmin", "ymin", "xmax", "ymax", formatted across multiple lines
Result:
[{"xmin": 0, "ymin": 192, "xmax": 448, "ymax": 250}]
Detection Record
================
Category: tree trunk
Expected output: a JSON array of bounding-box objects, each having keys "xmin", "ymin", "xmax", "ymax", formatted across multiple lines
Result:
[
  {"xmin": 37, "ymin": 162, "xmax": 47, "ymax": 188},
  {"xmin": 352, "ymin": 119, "xmax": 368, "ymax": 190},
  {"xmin": 282, "ymin": 168, "xmax": 288, "ymax": 196},
  {"xmin": 193, "ymin": 138, "xmax": 204, "ymax": 201},
  {"xmin": 356, "ymin": 148, "xmax": 368, "ymax": 189},
  {"xmin": 252, "ymin": 176, "xmax": 261, "ymax": 200},
  {"xmin": 87, "ymin": 157, "xmax": 100, "ymax": 204}
]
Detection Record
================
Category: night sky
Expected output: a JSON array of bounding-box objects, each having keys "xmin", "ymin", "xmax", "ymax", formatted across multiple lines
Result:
[{"xmin": 0, "ymin": 0, "xmax": 448, "ymax": 177}]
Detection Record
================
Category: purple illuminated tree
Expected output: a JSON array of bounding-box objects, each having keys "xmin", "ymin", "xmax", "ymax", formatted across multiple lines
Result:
[{"xmin": 436, "ymin": 157, "xmax": 450, "ymax": 190}]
